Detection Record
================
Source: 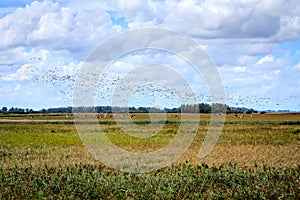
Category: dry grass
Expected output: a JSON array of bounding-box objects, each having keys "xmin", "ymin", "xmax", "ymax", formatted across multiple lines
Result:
[
  {"xmin": 180, "ymin": 143, "xmax": 300, "ymax": 167},
  {"xmin": 1, "ymin": 112, "xmax": 299, "ymax": 199},
  {"xmin": 0, "ymin": 113, "xmax": 299, "ymax": 169}
]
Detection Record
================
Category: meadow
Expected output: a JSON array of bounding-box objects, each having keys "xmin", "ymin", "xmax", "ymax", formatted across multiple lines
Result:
[{"xmin": 0, "ymin": 113, "xmax": 299, "ymax": 199}]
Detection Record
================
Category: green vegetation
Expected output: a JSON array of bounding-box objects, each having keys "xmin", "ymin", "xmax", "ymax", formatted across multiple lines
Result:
[
  {"xmin": 0, "ymin": 103, "xmax": 256, "ymax": 114},
  {"xmin": 0, "ymin": 113, "xmax": 299, "ymax": 199},
  {"xmin": 1, "ymin": 163, "xmax": 299, "ymax": 199}
]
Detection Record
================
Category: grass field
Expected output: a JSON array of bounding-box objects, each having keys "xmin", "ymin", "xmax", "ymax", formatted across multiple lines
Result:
[{"xmin": 0, "ymin": 113, "xmax": 299, "ymax": 198}]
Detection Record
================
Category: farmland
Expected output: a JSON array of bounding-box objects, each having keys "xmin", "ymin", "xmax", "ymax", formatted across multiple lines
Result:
[{"xmin": 0, "ymin": 113, "xmax": 300, "ymax": 199}]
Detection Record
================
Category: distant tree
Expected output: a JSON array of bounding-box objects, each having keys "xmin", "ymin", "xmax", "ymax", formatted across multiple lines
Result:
[
  {"xmin": 246, "ymin": 109, "xmax": 255, "ymax": 114},
  {"xmin": 41, "ymin": 108, "xmax": 47, "ymax": 113},
  {"xmin": 138, "ymin": 107, "xmax": 149, "ymax": 113},
  {"xmin": 14, "ymin": 108, "xmax": 25, "ymax": 114},
  {"xmin": 212, "ymin": 103, "xmax": 227, "ymax": 113},
  {"xmin": 7, "ymin": 107, "xmax": 24, "ymax": 114},
  {"xmin": 8, "ymin": 107, "xmax": 14, "ymax": 113},
  {"xmin": 1, "ymin": 107, "xmax": 7, "ymax": 113},
  {"xmin": 198, "ymin": 103, "xmax": 211, "ymax": 113}
]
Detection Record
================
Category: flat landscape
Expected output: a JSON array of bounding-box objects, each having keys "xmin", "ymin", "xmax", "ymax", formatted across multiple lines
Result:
[{"xmin": 0, "ymin": 112, "xmax": 299, "ymax": 199}]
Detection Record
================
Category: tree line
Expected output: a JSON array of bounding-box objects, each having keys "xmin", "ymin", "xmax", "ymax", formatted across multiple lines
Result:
[{"xmin": 0, "ymin": 104, "xmax": 257, "ymax": 114}]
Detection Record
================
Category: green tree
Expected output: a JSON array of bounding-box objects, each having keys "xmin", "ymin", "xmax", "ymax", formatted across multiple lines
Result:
[{"xmin": 1, "ymin": 107, "xmax": 7, "ymax": 113}]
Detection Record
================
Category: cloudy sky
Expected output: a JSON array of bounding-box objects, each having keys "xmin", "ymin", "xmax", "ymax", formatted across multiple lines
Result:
[{"xmin": 0, "ymin": 0, "xmax": 300, "ymax": 111}]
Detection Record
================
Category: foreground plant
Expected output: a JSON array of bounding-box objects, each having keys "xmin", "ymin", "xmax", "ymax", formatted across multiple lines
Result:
[{"xmin": 1, "ymin": 163, "xmax": 299, "ymax": 199}]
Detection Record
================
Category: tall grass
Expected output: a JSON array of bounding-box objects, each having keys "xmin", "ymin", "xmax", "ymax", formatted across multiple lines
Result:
[
  {"xmin": 0, "ymin": 113, "xmax": 299, "ymax": 199},
  {"xmin": 1, "ymin": 163, "xmax": 299, "ymax": 199}
]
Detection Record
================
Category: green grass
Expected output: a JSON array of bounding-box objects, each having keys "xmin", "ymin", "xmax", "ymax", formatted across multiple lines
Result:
[
  {"xmin": 0, "ymin": 113, "xmax": 299, "ymax": 199},
  {"xmin": 1, "ymin": 163, "xmax": 299, "ymax": 199},
  {"xmin": 0, "ymin": 123, "xmax": 81, "ymax": 148}
]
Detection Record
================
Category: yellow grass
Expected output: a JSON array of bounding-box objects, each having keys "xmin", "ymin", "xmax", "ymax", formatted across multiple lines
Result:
[{"xmin": 0, "ymin": 112, "xmax": 299, "ymax": 169}]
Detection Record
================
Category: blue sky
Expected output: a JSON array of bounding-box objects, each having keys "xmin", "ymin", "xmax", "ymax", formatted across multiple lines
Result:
[
  {"xmin": 0, "ymin": 0, "xmax": 33, "ymax": 7},
  {"xmin": 0, "ymin": 0, "xmax": 300, "ymax": 111}
]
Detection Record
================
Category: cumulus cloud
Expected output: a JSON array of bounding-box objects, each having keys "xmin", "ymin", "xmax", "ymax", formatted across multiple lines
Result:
[
  {"xmin": 112, "ymin": 0, "xmax": 300, "ymax": 41},
  {"xmin": 255, "ymin": 55, "xmax": 274, "ymax": 66},
  {"xmin": 0, "ymin": 0, "xmax": 300, "ymax": 110},
  {"xmin": 109, "ymin": 0, "xmax": 300, "ymax": 73},
  {"xmin": 0, "ymin": 0, "xmax": 120, "ymax": 53}
]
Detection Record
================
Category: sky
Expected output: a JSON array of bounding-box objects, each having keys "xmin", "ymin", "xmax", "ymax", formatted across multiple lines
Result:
[{"xmin": 0, "ymin": 0, "xmax": 300, "ymax": 111}]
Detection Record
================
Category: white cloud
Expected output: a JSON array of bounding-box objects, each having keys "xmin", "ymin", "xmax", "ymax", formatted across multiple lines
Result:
[
  {"xmin": 255, "ymin": 55, "xmax": 274, "ymax": 66},
  {"xmin": 293, "ymin": 62, "xmax": 300, "ymax": 71},
  {"xmin": 14, "ymin": 84, "xmax": 21, "ymax": 91},
  {"xmin": 274, "ymin": 69, "xmax": 281, "ymax": 75},
  {"xmin": 112, "ymin": 0, "xmax": 165, "ymax": 25},
  {"xmin": 232, "ymin": 66, "xmax": 246, "ymax": 73},
  {"xmin": 1, "ymin": 63, "xmax": 32, "ymax": 81},
  {"xmin": 0, "ymin": 0, "xmax": 299, "ymax": 110},
  {"xmin": 111, "ymin": 0, "xmax": 300, "ymax": 42},
  {"xmin": 188, "ymin": 38, "xmax": 279, "ymax": 68},
  {"xmin": 0, "ymin": 0, "xmax": 120, "ymax": 53}
]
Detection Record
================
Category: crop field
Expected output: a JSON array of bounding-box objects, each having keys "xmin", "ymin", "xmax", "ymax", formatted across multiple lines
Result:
[{"xmin": 0, "ymin": 113, "xmax": 300, "ymax": 199}]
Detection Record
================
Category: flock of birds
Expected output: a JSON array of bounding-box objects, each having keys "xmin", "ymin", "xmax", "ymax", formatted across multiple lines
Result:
[{"xmin": 1, "ymin": 57, "xmax": 299, "ymax": 110}]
